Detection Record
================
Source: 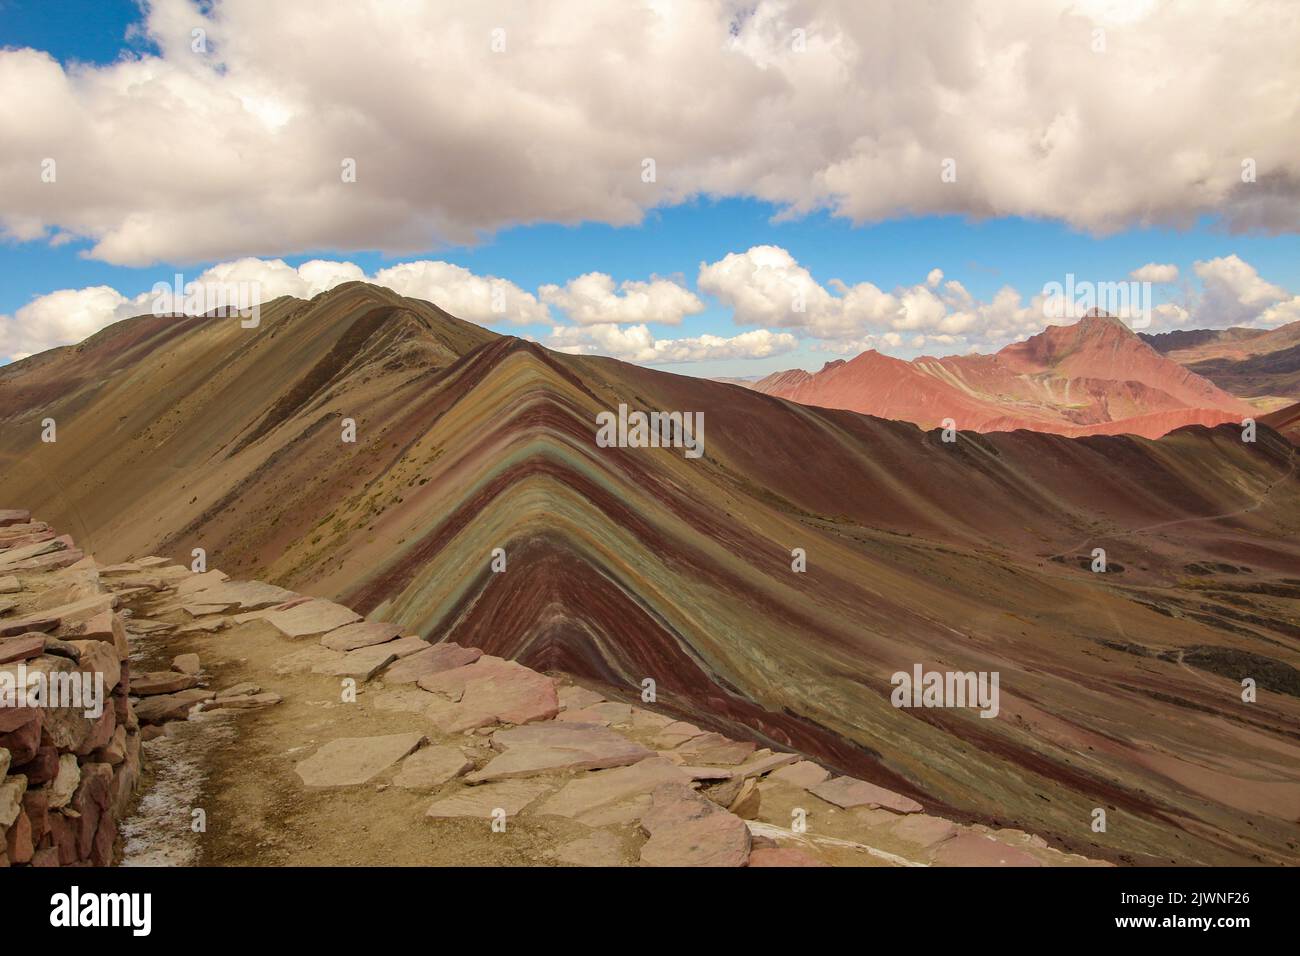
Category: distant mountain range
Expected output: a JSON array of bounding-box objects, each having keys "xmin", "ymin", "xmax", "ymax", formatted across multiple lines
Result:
[
  {"xmin": 747, "ymin": 312, "xmax": 1266, "ymax": 438},
  {"xmin": 1141, "ymin": 320, "xmax": 1300, "ymax": 402}
]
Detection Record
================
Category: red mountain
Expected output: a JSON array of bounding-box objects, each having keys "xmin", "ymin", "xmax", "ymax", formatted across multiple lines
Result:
[{"xmin": 755, "ymin": 313, "xmax": 1254, "ymax": 438}]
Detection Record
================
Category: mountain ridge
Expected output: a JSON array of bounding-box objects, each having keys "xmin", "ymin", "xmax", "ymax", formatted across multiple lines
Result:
[{"xmin": 2, "ymin": 282, "xmax": 1299, "ymax": 864}]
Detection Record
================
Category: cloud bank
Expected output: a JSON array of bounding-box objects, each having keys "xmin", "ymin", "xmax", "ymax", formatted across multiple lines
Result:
[
  {"xmin": 4, "ymin": 248, "xmax": 1296, "ymax": 365},
  {"xmin": 2, "ymin": 0, "xmax": 1298, "ymax": 266}
]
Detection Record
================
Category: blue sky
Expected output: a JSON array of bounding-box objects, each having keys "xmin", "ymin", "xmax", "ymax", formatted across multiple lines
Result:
[{"xmin": 3, "ymin": 0, "xmax": 1298, "ymax": 375}]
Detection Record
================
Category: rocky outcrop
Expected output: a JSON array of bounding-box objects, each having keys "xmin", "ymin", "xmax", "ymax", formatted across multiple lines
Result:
[{"xmin": 0, "ymin": 512, "xmax": 141, "ymax": 868}]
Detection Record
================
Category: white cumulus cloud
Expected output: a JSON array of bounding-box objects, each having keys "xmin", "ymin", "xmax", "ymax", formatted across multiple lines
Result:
[
  {"xmin": 1, "ymin": 0, "xmax": 1298, "ymax": 265},
  {"xmin": 1191, "ymin": 255, "xmax": 1295, "ymax": 328},
  {"xmin": 539, "ymin": 273, "xmax": 704, "ymax": 325},
  {"xmin": 549, "ymin": 323, "xmax": 797, "ymax": 364},
  {"xmin": 372, "ymin": 261, "xmax": 549, "ymax": 325},
  {"xmin": 697, "ymin": 245, "xmax": 1046, "ymax": 352},
  {"xmin": 1129, "ymin": 263, "xmax": 1179, "ymax": 283}
]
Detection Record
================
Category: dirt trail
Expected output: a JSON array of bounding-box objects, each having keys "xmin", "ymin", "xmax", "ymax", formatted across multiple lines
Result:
[
  {"xmin": 1046, "ymin": 447, "xmax": 1297, "ymax": 563},
  {"xmin": 178, "ymin": 620, "xmax": 598, "ymax": 866}
]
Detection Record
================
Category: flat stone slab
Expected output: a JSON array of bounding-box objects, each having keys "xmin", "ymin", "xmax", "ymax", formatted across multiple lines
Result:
[
  {"xmin": 132, "ymin": 671, "xmax": 200, "ymax": 697},
  {"xmin": 888, "ymin": 814, "xmax": 960, "ymax": 849},
  {"xmin": 650, "ymin": 720, "xmax": 706, "ymax": 749},
  {"xmin": 35, "ymin": 592, "xmax": 116, "ymax": 617},
  {"xmin": 383, "ymin": 642, "xmax": 480, "ymax": 684},
  {"xmin": 538, "ymin": 756, "xmax": 693, "ymax": 824},
  {"xmin": 770, "ymin": 760, "xmax": 831, "ymax": 788},
  {"xmin": 421, "ymin": 657, "xmax": 559, "ymax": 733},
  {"xmin": 747, "ymin": 847, "xmax": 829, "ymax": 867},
  {"xmin": 554, "ymin": 830, "xmax": 625, "ymax": 866},
  {"xmin": 417, "ymin": 655, "xmax": 514, "ymax": 700},
  {"xmin": 2, "ymin": 550, "xmax": 83, "ymax": 573},
  {"xmin": 557, "ymin": 701, "xmax": 633, "ymax": 726},
  {"xmin": 264, "ymin": 599, "xmax": 360, "ymax": 639},
  {"xmin": 467, "ymin": 722, "xmax": 653, "ymax": 783},
  {"xmin": 0, "ymin": 576, "xmax": 19, "ymax": 594},
  {"xmin": 199, "ymin": 579, "xmax": 297, "ymax": 610},
  {"xmin": 425, "ymin": 779, "xmax": 552, "ymax": 820},
  {"xmin": 320, "ymin": 621, "xmax": 404, "ymax": 652},
  {"xmin": 0, "ymin": 509, "xmax": 31, "ymax": 527},
  {"xmin": 639, "ymin": 783, "xmax": 751, "ymax": 867},
  {"xmin": 675, "ymin": 764, "xmax": 736, "ymax": 781},
  {"xmin": 0, "ymin": 520, "xmax": 45, "ymax": 533},
  {"xmin": 0, "ymin": 538, "xmax": 65, "ymax": 568},
  {"xmin": 372, "ymin": 686, "xmax": 436, "ymax": 713},
  {"xmin": 0, "ymin": 532, "xmax": 56, "ymax": 551},
  {"xmin": 171, "ymin": 569, "xmax": 230, "ymax": 596},
  {"xmin": 103, "ymin": 573, "xmax": 167, "ymax": 592},
  {"xmin": 294, "ymin": 732, "xmax": 427, "ymax": 788},
  {"xmin": 726, "ymin": 750, "xmax": 801, "ymax": 780},
  {"xmin": 626, "ymin": 708, "xmax": 676, "ymax": 731},
  {"xmin": 809, "ymin": 776, "xmax": 923, "ymax": 814},
  {"xmin": 677, "ymin": 750, "xmax": 801, "ymax": 782},
  {"xmin": 0, "ymin": 530, "xmax": 55, "ymax": 549},
  {"xmin": 312, "ymin": 644, "xmax": 398, "ymax": 681},
  {"xmin": 382, "ymin": 636, "xmax": 431, "ymax": 659},
  {"xmin": 558, "ymin": 685, "xmax": 606, "ymax": 711},
  {"xmin": 931, "ymin": 832, "xmax": 1043, "ymax": 867},
  {"xmin": 674, "ymin": 732, "xmax": 756, "ymax": 766},
  {"xmin": 0, "ymin": 613, "xmax": 60, "ymax": 637},
  {"xmin": 133, "ymin": 688, "xmax": 216, "ymax": 724},
  {"xmin": 393, "ymin": 745, "xmax": 473, "ymax": 790},
  {"xmin": 311, "ymin": 636, "xmax": 426, "ymax": 679},
  {"xmin": 0, "ymin": 634, "xmax": 45, "ymax": 664}
]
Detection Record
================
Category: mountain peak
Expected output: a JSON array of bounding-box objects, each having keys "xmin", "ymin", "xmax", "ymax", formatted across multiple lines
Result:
[
  {"xmin": 1074, "ymin": 308, "xmax": 1135, "ymax": 335},
  {"xmin": 1003, "ymin": 310, "xmax": 1140, "ymax": 366}
]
